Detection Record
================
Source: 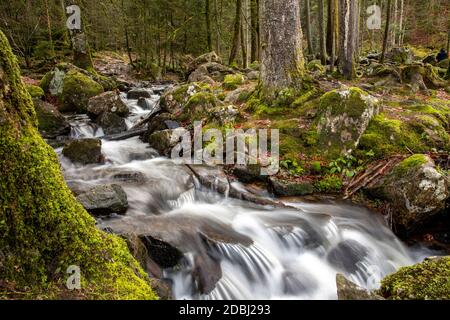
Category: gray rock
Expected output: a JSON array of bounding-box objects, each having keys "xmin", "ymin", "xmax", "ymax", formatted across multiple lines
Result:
[
  {"xmin": 87, "ymin": 91, "xmax": 129, "ymax": 117},
  {"xmin": 246, "ymin": 70, "xmax": 260, "ymax": 80},
  {"xmin": 127, "ymin": 88, "xmax": 153, "ymax": 100},
  {"xmin": 34, "ymin": 99, "xmax": 70, "ymax": 138},
  {"xmin": 269, "ymin": 177, "xmax": 314, "ymax": 197},
  {"xmin": 62, "ymin": 138, "xmax": 104, "ymax": 165},
  {"xmin": 97, "ymin": 112, "xmax": 127, "ymax": 135},
  {"xmin": 76, "ymin": 184, "xmax": 128, "ymax": 216}
]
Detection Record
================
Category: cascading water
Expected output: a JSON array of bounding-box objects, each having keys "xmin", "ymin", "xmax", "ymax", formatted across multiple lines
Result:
[{"xmin": 56, "ymin": 86, "xmax": 436, "ymax": 300}]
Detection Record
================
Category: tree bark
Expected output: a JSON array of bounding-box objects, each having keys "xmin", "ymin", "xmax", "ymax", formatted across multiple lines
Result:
[
  {"xmin": 330, "ymin": 0, "xmax": 339, "ymax": 73},
  {"xmin": 318, "ymin": 0, "xmax": 327, "ymax": 65},
  {"xmin": 205, "ymin": 0, "xmax": 212, "ymax": 52},
  {"xmin": 260, "ymin": 0, "xmax": 305, "ymax": 97},
  {"xmin": 240, "ymin": 12, "xmax": 248, "ymax": 68},
  {"xmin": 339, "ymin": 0, "xmax": 359, "ymax": 79},
  {"xmin": 250, "ymin": 0, "xmax": 259, "ymax": 62},
  {"xmin": 305, "ymin": 0, "xmax": 314, "ymax": 56},
  {"xmin": 381, "ymin": 0, "xmax": 393, "ymax": 63},
  {"xmin": 229, "ymin": 0, "xmax": 242, "ymax": 65}
]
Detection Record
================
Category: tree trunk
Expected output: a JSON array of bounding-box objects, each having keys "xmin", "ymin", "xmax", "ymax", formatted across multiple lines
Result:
[
  {"xmin": 0, "ymin": 30, "xmax": 155, "ymax": 300},
  {"xmin": 339, "ymin": 0, "xmax": 359, "ymax": 79},
  {"xmin": 318, "ymin": 0, "xmax": 327, "ymax": 65},
  {"xmin": 381, "ymin": 0, "xmax": 393, "ymax": 63},
  {"xmin": 240, "ymin": 12, "xmax": 248, "ymax": 69},
  {"xmin": 214, "ymin": 0, "xmax": 221, "ymax": 55},
  {"xmin": 250, "ymin": 0, "xmax": 259, "ymax": 62},
  {"xmin": 260, "ymin": 0, "xmax": 305, "ymax": 97},
  {"xmin": 398, "ymin": 0, "xmax": 404, "ymax": 46},
  {"xmin": 229, "ymin": 0, "xmax": 242, "ymax": 65},
  {"xmin": 447, "ymin": 30, "xmax": 450, "ymax": 55},
  {"xmin": 43, "ymin": 0, "xmax": 55, "ymax": 57},
  {"xmin": 327, "ymin": 0, "xmax": 333, "ymax": 56},
  {"xmin": 205, "ymin": 0, "xmax": 212, "ymax": 52},
  {"xmin": 330, "ymin": 0, "xmax": 339, "ymax": 73},
  {"xmin": 305, "ymin": 0, "xmax": 314, "ymax": 56},
  {"xmin": 66, "ymin": 0, "xmax": 95, "ymax": 71}
]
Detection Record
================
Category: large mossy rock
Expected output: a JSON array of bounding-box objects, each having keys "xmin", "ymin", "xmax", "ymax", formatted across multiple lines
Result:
[
  {"xmin": 62, "ymin": 138, "xmax": 104, "ymax": 165},
  {"xmin": 33, "ymin": 99, "xmax": 70, "ymax": 138},
  {"xmin": 365, "ymin": 154, "xmax": 449, "ymax": 234},
  {"xmin": 40, "ymin": 63, "xmax": 112, "ymax": 113},
  {"xmin": 379, "ymin": 256, "xmax": 450, "ymax": 300},
  {"xmin": 77, "ymin": 184, "xmax": 128, "ymax": 216},
  {"xmin": 0, "ymin": 31, "xmax": 156, "ymax": 299},
  {"xmin": 147, "ymin": 129, "xmax": 186, "ymax": 156},
  {"xmin": 312, "ymin": 87, "xmax": 380, "ymax": 159}
]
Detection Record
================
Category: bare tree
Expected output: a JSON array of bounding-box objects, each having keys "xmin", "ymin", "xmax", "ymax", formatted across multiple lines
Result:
[
  {"xmin": 381, "ymin": 0, "xmax": 393, "ymax": 63},
  {"xmin": 305, "ymin": 0, "xmax": 314, "ymax": 56},
  {"xmin": 339, "ymin": 0, "xmax": 359, "ymax": 79},
  {"xmin": 318, "ymin": 0, "xmax": 327, "ymax": 65}
]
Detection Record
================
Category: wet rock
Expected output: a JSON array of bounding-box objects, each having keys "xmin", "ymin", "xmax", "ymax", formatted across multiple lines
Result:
[
  {"xmin": 76, "ymin": 184, "xmax": 128, "ymax": 216},
  {"xmin": 110, "ymin": 170, "xmax": 147, "ymax": 184},
  {"xmin": 137, "ymin": 97, "xmax": 153, "ymax": 110},
  {"xmin": 62, "ymin": 138, "xmax": 104, "ymax": 165},
  {"xmin": 151, "ymin": 279, "xmax": 173, "ymax": 300},
  {"xmin": 313, "ymin": 87, "xmax": 380, "ymax": 158},
  {"xmin": 327, "ymin": 240, "xmax": 369, "ymax": 274},
  {"xmin": 269, "ymin": 177, "xmax": 314, "ymax": 197},
  {"xmin": 97, "ymin": 112, "xmax": 127, "ymax": 135},
  {"xmin": 192, "ymin": 253, "xmax": 222, "ymax": 294},
  {"xmin": 33, "ymin": 99, "xmax": 70, "ymax": 138},
  {"xmin": 147, "ymin": 128, "xmax": 186, "ymax": 156},
  {"xmin": 336, "ymin": 274, "xmax": 384, "ymax": 300},
  {"xmin": 142, "ymin": 113, "xmax": 174, "ymax": 141},
  {"xmin": 187, "ymin": 165, "xmax": 230, "ymax": 195},
  {"xmin": 127, "ymin": 88, "xmax": 153, "ymax": 100},
  {"xmin": 87, "ymin": 91, "xmax": 129, "ymax": 117},
  {"xmin": 232, "ymin": 164, "xmax": 266, "ymax": 183},
  {"xmin": 365, "ymin": 154, "xmax": 449, "ymax": 234}
]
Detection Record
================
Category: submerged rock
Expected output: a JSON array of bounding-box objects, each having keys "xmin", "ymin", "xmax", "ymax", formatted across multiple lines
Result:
[
  {"xmin": 87, "ymin": 91, "xmax": 129, "ymax": 117},
  {"xmin": 336, "ymin": 274, "xmax": 384, "ymax": 300},
  {"xmin": 127, "ymin": 88, "xmax": 153, "ymax": 100},
  {"xmin": 366, "ymin": 154, "xmax": 449, "ymax": 234},
  {"xmin": 76, "ymin": 184, "xmax": 128, "ymax": 216},
  {"xmin": 62, "ymin": 138, "xmax": 104, "ymax": 164}
]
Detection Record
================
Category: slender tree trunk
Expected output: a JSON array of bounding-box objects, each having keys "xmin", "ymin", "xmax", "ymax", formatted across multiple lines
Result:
[
  {"xmin": 240, "ymin": 14, "xmax": 248, "ymax": 68},
  {"xmin": 318, "ymin": 0, "xmax": 327, "ymax": 65},
  {"xmin": 447, "ymin": 30, "xmax": 450, "ymax": 55},
  {"xmin": 250, "ymin": 0, "xmax": 259, "ymax": 62},
  {"xmin": 398, "ymin": 0, "xmax": 404, "ymax": 46},
  {"xmin": 330, "ymin": 0, "xmax": 338, "ymax": 73},
  {"xmin": 338, "ymin": 0, "xmax": 359, "ymax": 79},
  {"xmin": 381, "ymin": 0, "xmax": 392, "ymax": 63},
  {"xmin": 214, "ymin": 0, "xmax": 221, "ymax": 55},
  {"xmin": 205, "ymin": 0, "xmax": 212, "ymax": 52},
  {"xmin": 305, "ymin": 0, "xmax": 314, "ymax": 56},
  {"xmin": 43, "ymin": 0, "xmax": 55, "ymax": 57},
  {"xmin": 327, "ymin": 0, "xmax": 333, "ymax": 56},
  {"xmin": 229, "ymin": 0, "xmax": 242, "ymax": 65},
  {"xmin": 260, "ymin": 0, "xmax": 305, "ymax": 97}
]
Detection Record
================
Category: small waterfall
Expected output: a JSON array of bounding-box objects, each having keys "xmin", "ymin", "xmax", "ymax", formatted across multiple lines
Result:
[{"xmin": 56, "ymin": 84, "xmax": 438, "ymax": 300}]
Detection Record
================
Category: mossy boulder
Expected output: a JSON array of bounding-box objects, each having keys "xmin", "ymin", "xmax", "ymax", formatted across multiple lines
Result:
[
  {"xmin": 379, "ymin": 256, "xmax": 450, "ymax": 300},
  {"xmin": 223, "ymin": 74, "xmax": 245, "ymax": 90},
  {"xmin": 336, "ymin": 274, "xmax": 384, "ymax": 300},
  {"xmin": 313, "ymin": 87, "xmax": 380, "ymax": 159},
  {"xmin": 307, "ymin": 60, "xmax": 326, "ymax": 74},
  {"xmin": 76, "ymin": 184, "xmax": 128, "ymax": 216},
  {"xmin": 60, "ymin": 70, "xmax": 104, "ymax": 113},
  {"xmin": 62, "ymin": 138, "xmax": 104, "ymax": 165},
  {"xmin": 26, "ymin": 84, "xmax": 44, "ymax": 99},
  {"xmin": 0, "ymin": 30, "xmax": 156, "ymax": 299},
  {"xmin": 147, "ymin": 129, "xmax": 185, "ymax": 156},
  {"xmin": 97, "ymin": 112, "xmax": 127, "ymax": 135},
  {"xmin": 33, "ymin": 99, "xmax": 70, "ymax": 138},
  {"xmin": 386, "ymin": 47, "xmax": 414, "ymax": 64},
  {"xmin": 87, "ymin": 91, "xmax": 129, "ymax": 117},
  {"xmin": 126, "ymin": 88, "xmax": 153, "ymax": 100},
  {"xmin": 365, "ymin": 155, "xmax": 449, "ymax": 234}
]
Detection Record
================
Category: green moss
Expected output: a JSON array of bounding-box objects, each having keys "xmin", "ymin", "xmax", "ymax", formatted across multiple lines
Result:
[
  {"xmin": 39, "ymin": 71, "xmax": 54, "ymax": 92},
  {"xmin": 394, "ymin": 154, "xmax": 429, "ymax": 175},
  {"xmin": 314, "ymin": 175, "xmax": 343, "ymax": 193},
  {"xmin": 379, "ymin": 257, "xmax": 450, "ymax": 300},
  {"xmin": 319, "ymin": 87, "xmax": 373, "ymax": 117},
  {"xmin": 0, "ymin": 31, "xmax": 156, "ymax": 300},
  {"xmin": 223, "ymin": 74, "xmax": 245, "ymax": 90},
  {"xmin": 26, "ymin": 84, "xmax": 44, "ymax": 99},
  {"xmin": 180, "ymin": 91, "xmax": 218, "ymax": 122},
  {"xmin": 60, "ymin": 70, "xmax": 103, "ymax": 113}
]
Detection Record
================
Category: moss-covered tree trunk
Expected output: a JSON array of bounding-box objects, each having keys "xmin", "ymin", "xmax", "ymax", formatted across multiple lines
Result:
[
  {"xmin": 260, "ymin": 0, "xmax": 305, "ymax": 98},
  {"xmin": 0, "ymin": 30, "xmax": 155, "ymax": 300}
]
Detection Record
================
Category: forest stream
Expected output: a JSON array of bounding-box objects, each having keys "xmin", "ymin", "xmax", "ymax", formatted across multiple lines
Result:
[{"xmin": 55, "ymin": 86, "xmax": 436, "ymax": 300}]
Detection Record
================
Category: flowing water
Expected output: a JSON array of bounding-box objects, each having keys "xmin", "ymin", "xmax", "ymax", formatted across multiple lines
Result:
[{"xmin": 55, "ymin": 86, "xmax": 435, "ymax": 300}]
